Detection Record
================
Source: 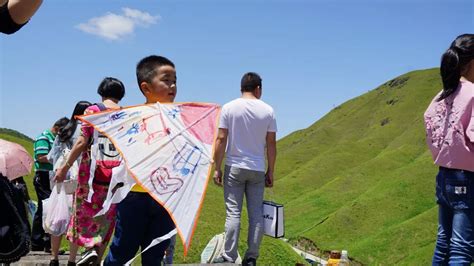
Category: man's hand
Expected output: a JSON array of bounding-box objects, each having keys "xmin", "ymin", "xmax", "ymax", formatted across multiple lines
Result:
[
  {"xmin": 54, "ymin": 166, "xmax": 68, "ymax": 183},
  {"xmin": 36, "ymin": 154, "xmax": 49, "ymax": 163},
  {"xmin": 265, "ymin": 171, "xmax": 274, "ymax": 188},
  {"xmin": 213, "ymin": 169, "xmax": 223, "ymax": 187}
]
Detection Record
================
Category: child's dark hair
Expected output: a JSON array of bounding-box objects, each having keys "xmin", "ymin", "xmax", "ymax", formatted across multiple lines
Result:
[
  {"xmin": 136, "ymin": 55, "xmax": 175, "ymax": 92},
  {"xmin": 53, "ymin": 117, "xmax": 70, "ymax": 131},
  {"xmin": 97, "ymin": 77, "xmax": 125, "ymax": 101},
  {"xmin": 59, "ymin": 101, "xmax": 92, "ymax": 143},
  {"xmin": 241, "ymin": 72, "xmax": 262, "ymax": 92},
  {"xmin": 438, "ymin": 34, "xmax": 474, "ymax": 101}
]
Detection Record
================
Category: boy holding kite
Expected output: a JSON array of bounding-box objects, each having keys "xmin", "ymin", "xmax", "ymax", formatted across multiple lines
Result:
[{"xmin": 104, "ymin": 55, "xmax": 177, "ymax": 265}]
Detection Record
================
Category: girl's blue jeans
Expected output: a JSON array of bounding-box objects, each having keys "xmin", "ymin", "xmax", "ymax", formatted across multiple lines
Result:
[{"xmin": 433, "ymin": 167, "xmax": 474, "ymax": 266}]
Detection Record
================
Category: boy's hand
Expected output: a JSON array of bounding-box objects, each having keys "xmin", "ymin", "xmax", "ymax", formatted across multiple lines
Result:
[
  {"xmin": 213, "ymin": 169, "xmax": 223, "ymax": 187},
  {"xmin": 265, "ymin": 171, "xmax": 274, "ymax": 188}
]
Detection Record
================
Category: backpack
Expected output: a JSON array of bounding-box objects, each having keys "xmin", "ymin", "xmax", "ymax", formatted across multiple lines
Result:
[
  {"xmin": 85, "ymin": 103, "xmax": 123, "ymax": 202},
  {"xmin": 0, "ymin": 175, "xmax": 31, "ymax": 263},
  {"xmin": 95, "ymin": 103, "xmax": 121, "ymax": 166}
]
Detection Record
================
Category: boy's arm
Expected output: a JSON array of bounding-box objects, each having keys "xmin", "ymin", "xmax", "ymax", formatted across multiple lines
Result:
[
  {"xmin": 213, "ymin": 128, "xmax": 228, "ymax": 186},
  {"xmin": 265, "ymin": 131, "xmax": 277, "ymax": 188}
]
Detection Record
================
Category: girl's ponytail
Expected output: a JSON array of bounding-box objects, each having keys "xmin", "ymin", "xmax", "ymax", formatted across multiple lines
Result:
[
  {"xmin": 439, "ymin": 47, "xmax": 461, "ymax": 100},
  {"xmin": 437, "ymin": 34, "xmax": 474, "ymax": 101}
]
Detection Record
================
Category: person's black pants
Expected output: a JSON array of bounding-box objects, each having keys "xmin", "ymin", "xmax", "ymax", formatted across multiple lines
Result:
[{"xmin": 31, "ymin": 171, "xmax": 51, "ymax": 250}]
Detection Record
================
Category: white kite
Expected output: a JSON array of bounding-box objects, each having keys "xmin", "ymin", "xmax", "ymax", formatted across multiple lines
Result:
[{"xmin": 78, "ymin": 102, "xmax": 220, "ymax": 257}]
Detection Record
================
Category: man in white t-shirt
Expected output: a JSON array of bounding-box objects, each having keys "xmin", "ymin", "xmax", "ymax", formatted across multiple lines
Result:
[{"xmin": 213, "ymin": 72, "xmax": 277, "ymax": 266}]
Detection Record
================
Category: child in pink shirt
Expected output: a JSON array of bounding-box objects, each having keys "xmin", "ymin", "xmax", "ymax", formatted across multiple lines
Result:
[{"xmin": 424, "ymin": 34, "xmax": 474, "ymax": 265}]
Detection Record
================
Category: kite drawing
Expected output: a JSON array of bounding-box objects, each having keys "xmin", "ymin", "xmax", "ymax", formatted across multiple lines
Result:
[
  {"xmin": 78, "ymin": 102, "xmax": 220, "ymax": 257},
  {"xmin": 149, "ymin": 166, "xmax": 184, "ymax": 195}
]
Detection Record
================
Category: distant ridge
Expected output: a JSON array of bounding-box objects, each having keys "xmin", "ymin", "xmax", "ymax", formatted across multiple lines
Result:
[{"xmin": 0, "ymin": 128, "xmax": 33, "ymax": 142}]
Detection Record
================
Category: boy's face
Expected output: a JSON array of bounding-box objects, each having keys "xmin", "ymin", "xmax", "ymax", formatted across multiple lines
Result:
[{"xmin": 142, "ymin": 65, "xmax": 177, "ymax": 103}]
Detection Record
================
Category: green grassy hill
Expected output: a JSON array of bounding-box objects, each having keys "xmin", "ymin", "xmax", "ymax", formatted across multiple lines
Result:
[{"xmin": 274, "ymin": 68, "xmax": 441, "ymax": 264}]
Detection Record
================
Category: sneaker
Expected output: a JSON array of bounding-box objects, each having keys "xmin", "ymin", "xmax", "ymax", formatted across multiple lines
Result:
[
  {"xmin": 242, "ymin": 257, "xmax": 257, "ymax": 266},
  {"xmin": 67, "ymin": 261, "xmax": 77, "ymax": 266},
  {"xmin": 49, "ymin": 259, "xmax": 59, "ymax": 266},
  {"xmin": 77, "ymin": 249, "xmax": 98, "ymax": 266}
]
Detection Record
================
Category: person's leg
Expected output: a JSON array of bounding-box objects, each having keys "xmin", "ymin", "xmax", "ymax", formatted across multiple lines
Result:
[
  {"xmin": 432, "ymin": 205, "xmax": 452, "ymax": 265},
  {"xmin": 442, "ymin": 168, "xmax": 474, "ymax": 265},
  {"xmin": 223, "ymin": 166, "xmax": 246, "ymax": 262},
  {"xmin": 244, "ymin": 170, "xmax": 265, "ymax": 261},
  {"xmin": 95, "ymin": 243, "xmax": 108, "ymax": 264},
  {"xmin": 140, "ymin": 195, "xmax": 174, "ymax": 266},
  {"xmin": 31, "ymin": 171, "xmax": 51, "ymax": 250},
  {"xmin": 104, "ymin": 193, "xmax": 147, "ymax": 266},
  {"xmin": 50, "ymin": 235, "xmax": 62, "ymax": 260},
  {"xmin": 433, "ymin": 169, "xmax": 451, "ymax": 265},
  {"xmin": 449, "ymin": 209, "xmax": 474, "ymax": 265},
  {"xmin": 163, "ymin": 234, "xmax": 176, "ymax": 265},
  {"xmin": 68, "ymin": 242, "xmax": 79, "ymax": 263}
]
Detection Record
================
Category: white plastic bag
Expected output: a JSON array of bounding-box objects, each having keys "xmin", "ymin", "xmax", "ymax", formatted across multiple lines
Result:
[
  {"xmin": 42, "ymin": 184, "xmax": 72, "ymax": 236},
  {"xmin": 200, "ymin": 232, "xmax": 242, "ymax": 264}
]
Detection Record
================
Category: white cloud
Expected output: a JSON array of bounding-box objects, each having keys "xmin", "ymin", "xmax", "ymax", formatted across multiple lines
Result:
[{"xmin": 76, "ymin": 8, "xmax": 160, "ymax": 41}]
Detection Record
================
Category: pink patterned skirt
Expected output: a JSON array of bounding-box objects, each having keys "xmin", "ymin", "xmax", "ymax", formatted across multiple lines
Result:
[{"xmin": 66, "ymin": 160, "xmax": 118, "ymax": 248}]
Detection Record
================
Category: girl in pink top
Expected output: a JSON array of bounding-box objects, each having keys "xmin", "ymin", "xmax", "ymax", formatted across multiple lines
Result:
[{"xmin": 424, "ymin": 34, "xmax": 474, "ymax": 265}]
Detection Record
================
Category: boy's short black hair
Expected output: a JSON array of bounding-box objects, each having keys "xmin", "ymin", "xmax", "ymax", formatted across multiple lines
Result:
[
  {"xmin": 136, "ymin": 55, "xmax": 175, "ymax": 90},
  {"xmin": 53, "ymin": 117, "xmax": 69, "ymax": 130},
  {"xmin": 97, "ymin": 77, "xmax": 126, "ymax": 101},
  {"xmin": 241, "ymin": 72, "xmax": 262, "ymax": 92}
]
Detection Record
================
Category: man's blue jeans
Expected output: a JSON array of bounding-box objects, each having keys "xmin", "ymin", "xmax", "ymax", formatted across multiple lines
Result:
[{"xmin": 433, "ymin": 167, "xmax": 474, "ymax": 266}]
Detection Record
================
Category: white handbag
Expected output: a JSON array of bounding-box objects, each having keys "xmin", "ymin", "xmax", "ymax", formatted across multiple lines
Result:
[{"xmin": 263, "ymin": 200, "xmax": 285, "ymax": 238}]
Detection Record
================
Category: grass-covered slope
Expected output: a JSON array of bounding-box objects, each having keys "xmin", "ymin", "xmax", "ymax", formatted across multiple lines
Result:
[{"xmin": 274, "ymin": 68, "xmax": 441, "ymax": 264}]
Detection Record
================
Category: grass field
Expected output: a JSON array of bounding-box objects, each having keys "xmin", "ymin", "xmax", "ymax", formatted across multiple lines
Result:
[{"xmin": 0, "ymin": 129, "xmax": 306, "ymax": 265}]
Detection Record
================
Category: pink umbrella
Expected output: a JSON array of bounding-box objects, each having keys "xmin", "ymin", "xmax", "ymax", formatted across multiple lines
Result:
[{"xmin": 0, "ymin": 139, "xmax": 34, "ymax": 180}]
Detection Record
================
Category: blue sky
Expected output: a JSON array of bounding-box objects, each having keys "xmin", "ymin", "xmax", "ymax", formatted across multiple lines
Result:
[{"xmin": 1, "ymin": 0, "xmax": 472, "ymax": 139}]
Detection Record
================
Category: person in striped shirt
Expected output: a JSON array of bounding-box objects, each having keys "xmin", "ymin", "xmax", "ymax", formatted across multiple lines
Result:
[{"xmin": 31, "ymin": 117, "xmax": 69, "ymax": 253}]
